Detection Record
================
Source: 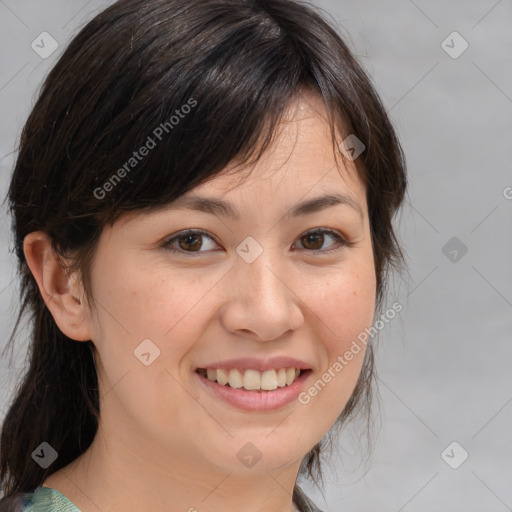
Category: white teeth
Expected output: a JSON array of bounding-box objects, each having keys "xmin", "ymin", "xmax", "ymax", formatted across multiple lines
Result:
[
  {"xmin": 260, "ymin": 369, "xmax": 278, "ymax": 390},
  {"xmin": 276, "ymin": 368, "xmax": 287, "ymax": 387},
  {"xmin": 228, "ymin": 369, "xmax": 244, "ymax": 389},
  {"xmin": 216, "ymin": 368, "xmax": 229, "ymax": 386},
  {"xmin": 202, "ymin": 367, "xmax": 303, "ymax": 391},
  {"xmin": 243, "ymin": 369, "xmax": 261, "ymax": 390}
]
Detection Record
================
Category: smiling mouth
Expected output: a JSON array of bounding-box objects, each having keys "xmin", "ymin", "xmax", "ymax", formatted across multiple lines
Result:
[{"xmin": 196, "ymin": 367, "xmax": 308, "ymax": 392}]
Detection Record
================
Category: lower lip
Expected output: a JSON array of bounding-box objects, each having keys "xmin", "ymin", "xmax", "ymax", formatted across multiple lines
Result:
[{"xmin": 195, "ymin": 370, "xmax": 311, "ymax": 411}]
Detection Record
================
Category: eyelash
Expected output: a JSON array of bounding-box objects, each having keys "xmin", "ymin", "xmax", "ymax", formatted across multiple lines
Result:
[{"xmin": 162, "ymin": 228, "xmax": 351, "ymax": 256}]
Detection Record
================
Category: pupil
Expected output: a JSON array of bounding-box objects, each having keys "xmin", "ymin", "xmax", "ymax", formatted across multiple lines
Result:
[
  {"xmin": 304, "ymin": 233, "xmax": 322, "ymax": 249},
  {"xmin": 181, "ymin": 234, "xmax": 201, "ymax": 251}
]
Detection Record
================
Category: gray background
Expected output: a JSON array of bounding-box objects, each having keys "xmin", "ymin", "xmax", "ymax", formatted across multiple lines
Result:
[{"xmin": 1, "ymin": 1, "xmax": 511, "ymax": 511}]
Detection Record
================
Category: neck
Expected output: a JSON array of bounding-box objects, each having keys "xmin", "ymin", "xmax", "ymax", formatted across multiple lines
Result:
[{"xmin": 44, "ymin": 420, "xmax": 304, "ymax": 512}]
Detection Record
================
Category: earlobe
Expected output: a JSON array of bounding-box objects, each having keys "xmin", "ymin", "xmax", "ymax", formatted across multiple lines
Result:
[{"xmin": 23, "ymin": 231, "xmax": 92, "ymax": 342}]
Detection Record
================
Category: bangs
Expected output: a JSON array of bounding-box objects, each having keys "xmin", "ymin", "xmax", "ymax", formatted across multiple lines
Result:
[
  {"xmin": 11, "ymin": 0, "xmax": 405, "ymax": 300},
  {"xmin": 18, "ymin": 0, "xmax": 368, "ymax": 239}
]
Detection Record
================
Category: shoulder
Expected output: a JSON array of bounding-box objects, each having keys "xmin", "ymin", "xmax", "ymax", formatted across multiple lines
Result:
[{"xmin": 0, "ymin": 487, "xmax": 80, "ymax": 512}]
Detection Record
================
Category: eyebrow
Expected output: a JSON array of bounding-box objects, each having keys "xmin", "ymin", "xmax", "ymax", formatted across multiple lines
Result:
[{"xmin": 171, "ymin": 193, "xmax": 364, "ymax": 221}]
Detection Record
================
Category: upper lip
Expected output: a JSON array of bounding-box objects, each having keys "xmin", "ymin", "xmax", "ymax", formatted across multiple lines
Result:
[{"xmin": 196, "ymin": 357, "xmax": 312, "ymax": 372}]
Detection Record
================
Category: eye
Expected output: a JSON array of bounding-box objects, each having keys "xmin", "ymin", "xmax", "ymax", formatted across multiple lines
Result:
[
  {"xmin": 162, "ymin": 228, "xmax": 349, "ymax": 255},
  {"xmin": 163, "ymin": 229, "xmax": 218, "ymax": 254},
  {"xmin": 293, "ymin": 228, "xmax": 349, "ymax": 253}
]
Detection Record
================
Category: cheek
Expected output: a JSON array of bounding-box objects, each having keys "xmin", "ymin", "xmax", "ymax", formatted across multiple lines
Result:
[
  {"xmin": 90, "ymin": 254, "xmax": 212, "ymax": 347},
  {"xmin": 88, "ymin": 254, "xmax": 229, "ymax": 412},
  {"xmin": 298, "ymin": 263, "xmax": 376, "ymax": 414},
  {"xmin": 87, "ymin": 258, "xmax": 213, "ymax": 444},
  {"xmin": 310, "ymin": 262, "xmax": 376, "ymax": 349}
]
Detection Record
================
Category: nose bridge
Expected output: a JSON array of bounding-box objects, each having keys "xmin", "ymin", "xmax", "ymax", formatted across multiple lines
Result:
[
  {"xmin": 225, "ymin": 236, "xmax": 303, "ymax": 340},
  {"xmin": 243, "ymin": 245, "xmax": 283, "ymax": 302}
]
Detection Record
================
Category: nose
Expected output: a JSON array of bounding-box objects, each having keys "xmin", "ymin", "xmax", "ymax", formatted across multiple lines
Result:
[{"xmin": 220, "ymin": 245, "xmax": 304, "ymax": 342}]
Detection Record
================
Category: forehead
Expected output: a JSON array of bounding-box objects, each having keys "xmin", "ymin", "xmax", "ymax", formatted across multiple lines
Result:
[
  {"xmin": 116, "ymin": 93, "xmax": 367, "ymax": 229},
  {"xmin": 189, "ymin": 93, "xmax": 364, "ymax": 202}
]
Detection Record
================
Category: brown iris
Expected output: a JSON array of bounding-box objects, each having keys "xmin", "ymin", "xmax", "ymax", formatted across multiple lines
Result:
[
  {"xmin": 299, "ymin": 232, "xmax": 325, "ymax": 251},
  {"xmin": 177, "ymin": 233, "xmax": 203, "ymax": 252}
]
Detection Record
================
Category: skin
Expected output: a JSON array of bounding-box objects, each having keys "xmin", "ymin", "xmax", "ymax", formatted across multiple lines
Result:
[{"xmin": 25, "ymin": 91, "xmax": 376, "ymax": 512}]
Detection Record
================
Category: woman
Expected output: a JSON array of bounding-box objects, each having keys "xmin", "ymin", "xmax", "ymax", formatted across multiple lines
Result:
[{"xmin": 0, "ymin": 0, "xmax": 406, "ymax": 510}]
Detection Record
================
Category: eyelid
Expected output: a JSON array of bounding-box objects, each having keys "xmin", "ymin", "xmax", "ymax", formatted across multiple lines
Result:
[{"xmin": 161, "ymin": 227, "xmax": 352, "ymax": 256}]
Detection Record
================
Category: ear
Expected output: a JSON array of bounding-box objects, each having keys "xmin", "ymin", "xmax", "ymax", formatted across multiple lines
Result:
[{"xmin": 23, "ymin": 231, "xmax": 92, "ymax": 342}]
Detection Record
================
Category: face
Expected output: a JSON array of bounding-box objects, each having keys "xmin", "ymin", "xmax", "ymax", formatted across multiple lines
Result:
[{"xmin": 82, "ymin": 92, "xmax": 376, "ymax": 476}]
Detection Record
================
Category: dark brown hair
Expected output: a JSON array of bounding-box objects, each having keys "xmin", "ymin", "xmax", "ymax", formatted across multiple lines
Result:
[{"xmin": 0, "ymin": 0, "xmax": 406, "ymax": 501}]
